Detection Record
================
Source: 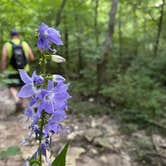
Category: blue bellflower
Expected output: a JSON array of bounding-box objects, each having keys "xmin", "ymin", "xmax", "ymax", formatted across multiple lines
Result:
[
  {"xmin": 44, "ymin": 110, "xmax": 67, "ymax": 135},
  {"xmin": 18, "ymin": 69, "xmax": 70, "ymax": 136},
  {"xmin": 37, "ymin": 80, "xmax": 70, "ymax": 115},
  {"xmin": 17, "ymin": 70, "xmax": 44, "ymax": 98},
  {"xmin": 38, "ymin": 23, "xmax": 63, "ymax": 50},
  {"xmin": 23, "ymin": 22, "xmax": 70, "ymax": 165}
]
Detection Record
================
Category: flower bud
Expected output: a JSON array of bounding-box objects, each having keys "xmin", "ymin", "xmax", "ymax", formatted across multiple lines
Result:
[{"xmin": 51, "ymin": 55, "xmax": 66, "ymax": 63}]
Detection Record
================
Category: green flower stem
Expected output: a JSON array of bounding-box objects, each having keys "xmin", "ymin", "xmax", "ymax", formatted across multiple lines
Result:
[
  {"xmin": 39, "ymin": 53, "xmax": 47, "ymax": 166},
  {"xmin": 39, "ymin": 113, "xmax": 44, "ymax": 166}
]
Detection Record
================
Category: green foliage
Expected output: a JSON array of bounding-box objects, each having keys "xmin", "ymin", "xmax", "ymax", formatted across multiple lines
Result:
[
  {"xmin": 52, "ymin": 142, "xmax": 69, "ymax": 166},
  {"xmin": 100, "ymin": 52, "xmax": 166, "ymax": 125},
  {"xmin": 0, "ymin": 0, "xmax": 166, "ymax": 133},
  {"xmin": 0, "ymin": 146, "xmax": 21, "ymax": 158},
  {"xmin": 0, "ymin": 71, "xmax": 19, "ymax": 86},
  {"xmin": 70, "ymin": 100, "xmax": 111, "ymax": 116},
  {"xmin": 70, "ymin": 69, "xmax": 97, "ymax": 96}
]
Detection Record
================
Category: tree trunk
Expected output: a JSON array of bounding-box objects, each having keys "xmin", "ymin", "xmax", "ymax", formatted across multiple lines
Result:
[
  {"xmin": 118, "ymin": 3, "xmax": 122, "ymax": 57},
  {"xmin": 64, "ymin": 16, "xmax": 69, "ymax": 70},
  {"xmin": 97, "ymin": 0, "xmax": 119, "ymax": 90},
  {"xmin": 94, "ymin": 0, "xmax": 99, "ymax": 47},
  {"xmin": 78, "ymin": 43, "xmax": 83, "ymax": 79},
  {"xmin": 153, "ymin": 0, "xmax": 165, "ymax": 56},
  {"xmin": 143, "ymin": 12, "xmax": 147, "ymax": 51},
  {"xmin": 75, "ymin": 16, "xmax": 83, "ymax": 79},
  {"xmin": 93, "ymin": 0, "xmax": 101, "ymax": 92},
  {"xmin": 64, "ymin": 28, "xmax": 69, "ymax": 66},
  {"xmin": 56, "ymin": 0, "xmax": 67, "ymax": 27},
  {"xmin": 133, "ymin": 4, "xmax": 138, "ymax": 56},
  {"xmin": 0, "ymin": 23, "xmax": 4, "ymax": 51}
]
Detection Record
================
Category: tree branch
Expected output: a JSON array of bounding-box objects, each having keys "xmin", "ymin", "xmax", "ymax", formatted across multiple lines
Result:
[{"xmin": 56, "ymin": 0, "xmax": 67, "ymax": 27}]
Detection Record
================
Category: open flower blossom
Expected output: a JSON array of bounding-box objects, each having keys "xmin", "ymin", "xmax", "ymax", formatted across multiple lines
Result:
[
  {"xmin": 37, "ymin": 81, "xmax": 70, "ymax": 115},
  {"xmin": 17, "ymin": 70, "xmax": 44, "ymax": 98},
  {"xmin": 38, "ymin": 23, "xmax": 63, "ymax": 50}
]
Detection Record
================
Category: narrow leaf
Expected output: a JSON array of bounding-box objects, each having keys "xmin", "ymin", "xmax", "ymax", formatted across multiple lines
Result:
[{"xmin": 51, "ymin": 142, "xmax": 69, "ymax": 166}]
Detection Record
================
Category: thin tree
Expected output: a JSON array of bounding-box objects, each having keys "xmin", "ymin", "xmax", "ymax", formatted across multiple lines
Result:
[
  {"xmin": 56, "ymin": 0, "xmax": 67, "ymax": 27},
  {"xmin": 94, "ymin": 0, "xmax": 101, "ymax": 92},
  {"xmin": 97, "ymin": 0, "xmax": 119, "ymax": 90},
  {"xmin": 133, "ymin": 3, "xmax": 138, "ymax": 56},
  {"xmin": 94, "ymin": 0, "xmax": 99, "ymax": 47},
  {"xmin": 64, "ymin": 15, "xmax": 69, "ymax": 70},
  {"xmin": 118, "ymin": 2, "xmax": 122, "ymax": 57},
  {"xmin": 153, "ymin": 0, "xmax": 165, "ymax": 56},
  {"xmin": 74, "ymin": 13, "xmax": 83, "ymax": 79},
  {"xmin": 73, "ymin": 0, "xmax": 84, "ymax": 79}
]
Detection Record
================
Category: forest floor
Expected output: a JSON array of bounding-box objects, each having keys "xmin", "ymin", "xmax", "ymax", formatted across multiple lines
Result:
[{"xmin": 0, "ymin": 102, "xmax": 166, "ymax": 166}]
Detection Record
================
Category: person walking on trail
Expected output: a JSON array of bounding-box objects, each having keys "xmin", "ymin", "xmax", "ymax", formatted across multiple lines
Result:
[{"xmin": 1, "ymin": 29, "xmax": 34, "ymax": 109}]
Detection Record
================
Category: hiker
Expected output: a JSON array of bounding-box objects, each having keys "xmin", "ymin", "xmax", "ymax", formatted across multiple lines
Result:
[{"xmin": 1, "ymin": 29, "xmax": 34, "ymax": 109}]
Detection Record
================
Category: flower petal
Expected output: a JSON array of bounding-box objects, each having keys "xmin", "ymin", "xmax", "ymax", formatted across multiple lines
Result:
[
  {"xmin": 37, "ymin": 36, "xmax": 50, "ymax": 50},
  {"xmin": 48, "ymin": 28, "xmax": 63, "ymax": 45},
  {"xmin": 53, "ymin": 74, "xmax": 65, "ymax": 82},
  {"xmin": 45, "ymin": 102, "xmax": 54, "ymax": 114},
  {"xmin": 50, "ymin": 110, "xmax": 66, "ymax": 122},
  {"xmin": 17, "ymin": 84, "xmax": 34, "ymax": 98},
  {"xmin": 18, "ymin": 69, "xmax": 32, "ymax": 84},
  {"xmin": 47, "ymin": 80, "xmax": 54, "ymax": 90},
  {"xmin": 51, "ymin": 124, "xmax": 60, "ymax": 133},
  {"xmin": 39, "ymin": 23, "xmax": 48, "ymax": 34},
  {"xmin": 32, "ymin": 71, "xmax": 44, "ymax": 85}
]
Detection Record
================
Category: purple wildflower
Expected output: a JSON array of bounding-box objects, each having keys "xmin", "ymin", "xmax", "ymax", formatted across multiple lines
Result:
[
  {"xmin": 38, "ymin": 23, "xmax": 63, "ymax": 50},
  {"xmin": 44, "ymin": 110, "xmax": 67, "ymax": 135},
  {"xmin": 37, "ymin": 80, "xmax": 70, "ymax": 115},
  {"xmin": 23, "ymin": 75, "xmax": 70, "ymax": 138},
  {"xmin": 22, "ymin": 22, "xmax": 71, "ymax": 165},
  {"xmin": 17, "ymin": 70, "xmax": 44, "ymax": 98}
]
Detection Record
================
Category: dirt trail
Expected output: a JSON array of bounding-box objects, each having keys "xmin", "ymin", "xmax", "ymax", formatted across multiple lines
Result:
[{"xmin": 0, "ymin": 113, "xmax": 166, "ymax": 166}]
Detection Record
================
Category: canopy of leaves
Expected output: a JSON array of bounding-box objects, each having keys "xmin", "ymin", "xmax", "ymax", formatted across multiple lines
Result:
[{"xmin": 0, "ymin": 0, "xmax": 166, "ymax": 129}]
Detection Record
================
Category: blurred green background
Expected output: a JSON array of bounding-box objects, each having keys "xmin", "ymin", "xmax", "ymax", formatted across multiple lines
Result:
[{"xmin": 0, "ymin": 0, "xmax": 166, "ymax": 133}]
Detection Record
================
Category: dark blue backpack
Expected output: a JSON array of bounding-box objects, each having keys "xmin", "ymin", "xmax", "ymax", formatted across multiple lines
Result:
[{"xmin": 10, "ymin": 41, "xmax": 27, "ymax": 69}]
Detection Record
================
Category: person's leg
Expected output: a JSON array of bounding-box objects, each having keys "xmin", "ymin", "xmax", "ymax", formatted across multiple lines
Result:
[
  {"xmin": 9, "ymin": 87, "xmax": 24, "ymax": 111},
  {"xmin": 9, "ymin": 87, "xmax": 20, "ymax": 103},
  {"xmin": 8, "ymin": 73, "xmax": 24, "ymax": 110}
]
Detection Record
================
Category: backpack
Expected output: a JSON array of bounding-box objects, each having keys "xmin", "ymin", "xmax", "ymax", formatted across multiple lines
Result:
[{"xmin": 10, "ymin": 41, "xmax": 27, "ymax": 69}]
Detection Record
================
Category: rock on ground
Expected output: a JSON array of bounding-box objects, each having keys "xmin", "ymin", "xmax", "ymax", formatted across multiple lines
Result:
[
  {"xmin": 0, "ymin": 87, "xmax": 16, "ymax": 120},
  {"xmin": 0, "ymin": 113, "xmax": 165, "ymax": 166}
]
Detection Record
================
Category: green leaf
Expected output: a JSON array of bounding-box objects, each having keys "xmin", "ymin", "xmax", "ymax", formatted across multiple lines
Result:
[
  {"xmin": 0, "ymin": 146, "xmax": 21, "ymax": 158},
  {"xmin": 51, "ymin": 142, "xmax": 69, "ymax": 166}
]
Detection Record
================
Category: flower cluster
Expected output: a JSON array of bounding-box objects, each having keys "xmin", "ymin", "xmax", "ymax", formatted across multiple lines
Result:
[
  {"xmin": 19, "ymin": 23, "xmax": 70, "ymax": 165},
  {"xmin": 18, "ymin": 70, "xmax": 70, "ymax": 161},
  {"xmin": 18, "ymin": 70, "xmax": 70, "ymax": 129},
  {"xmin": 38, "ymin": 23, "xmax": 63, "ymax": 51}
]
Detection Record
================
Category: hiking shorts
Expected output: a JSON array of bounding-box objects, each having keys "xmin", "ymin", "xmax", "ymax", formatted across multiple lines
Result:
[{"xmin": 7, "ymin": 73, "xmax": 24, "ymax": 88}]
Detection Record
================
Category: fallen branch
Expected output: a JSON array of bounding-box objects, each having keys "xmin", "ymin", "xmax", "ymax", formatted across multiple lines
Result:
[
  {"xmin": 146, "ymin": 152, "xmax": 166, "ymax": 160},
  {"xmin": 144, "ymin": 119, "xmax": 166, "ymax": 130}
]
